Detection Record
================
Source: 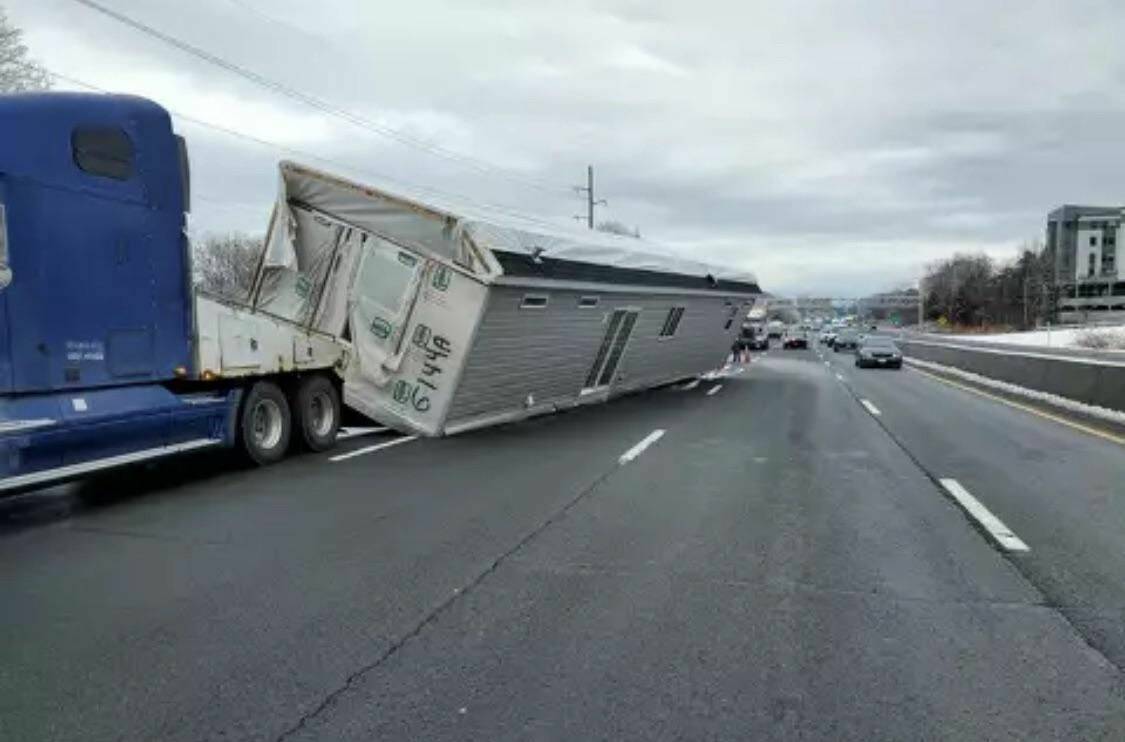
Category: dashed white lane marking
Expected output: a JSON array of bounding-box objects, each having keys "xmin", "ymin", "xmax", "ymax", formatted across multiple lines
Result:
[
  {"xmin": 734, "ymin": 367, "xmax": 745, "ymax": 374},
  {"xmin": 330, "ymin": 435, "xmax": 419, "ymax": 462},
  {"xmin": 939, "ymin": 478, "xmax": 1030, "ymax": 552},
  {"xmin": 835, "ymin": 373, "xmax": 844, "ymax": 381},
  {"xmin": 824, "ymin": 361, "xmax": 830, "ymax": 367},
  {"xmin": 679, "ymin": 379, "xmax": 701, "ymax": 391},
  {"xmin": 337, "ymin": 426, "xmax": 389, "ymax": 440},
  {"xmin": 706, "ymin": 384, "xmax": 723, "ymax": 396},
  {"xmin": 860, "ymin": 399, "xmax": 881, "ymax": 416},
  {"xmin": 619, "ymin": 429, "xmax": 665, "ymax": 465}
]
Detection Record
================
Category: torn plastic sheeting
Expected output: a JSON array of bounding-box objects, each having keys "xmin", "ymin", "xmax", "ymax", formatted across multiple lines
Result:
[
  {"xmin": 255, "ymin": 205, "xmax": 345, "ymax": 327},
  {"xmin": 273, "ymin": 162, "xmax": 471, "ymax": 268}
]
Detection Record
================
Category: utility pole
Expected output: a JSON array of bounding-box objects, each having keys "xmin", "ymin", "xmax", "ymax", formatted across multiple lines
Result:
[
  {"xmin": 917, "ymin": 277, "xmax": 924, "ymax": 327},
  {"xmin": 574, "ymin": 165, "xmax": 606, "ymax": 229},
  {"xmin": 1022, "ymin": 276, "xmax": 1030, "ymax": 329}
]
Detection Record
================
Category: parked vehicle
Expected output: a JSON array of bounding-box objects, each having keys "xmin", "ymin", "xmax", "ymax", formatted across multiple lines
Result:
[
  {"xmin": 739, "ymin": 322, "xmax": 769, "ymax": 351},
  {"xmin": 0, "ymin": 93, "xmax": 762, "ymax": 492},
  {"xmin": 855, "ymin": 336, "xmax": 903, "ymax": 368},
  {"xmin": 833, "ymin": 329, "xmax": 860, "ymax": 351},
  {"xmin": 766, "ymin": 320, "xmax": 785, "ymax": 339},
  {"xmin": 820, "ymin": 329, "xmax": 837, "ymax": 345},
  {"xmin": 0, "ymin": 94, "xmax": 353, "ymax": 496},
  {"xmin": 782, "ymin": 328, "xmax": 809, "ymax": 349}
]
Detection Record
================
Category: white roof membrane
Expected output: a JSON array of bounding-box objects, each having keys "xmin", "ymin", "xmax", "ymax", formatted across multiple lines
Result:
[{"xmin": 272, "ymin": 161, "xmax": 759, "ymax": 288}]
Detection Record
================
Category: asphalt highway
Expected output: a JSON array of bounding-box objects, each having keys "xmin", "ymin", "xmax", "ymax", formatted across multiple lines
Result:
[{"xmin": 2, "ymin": 345, "xmax": 1124, "ymax": 741}]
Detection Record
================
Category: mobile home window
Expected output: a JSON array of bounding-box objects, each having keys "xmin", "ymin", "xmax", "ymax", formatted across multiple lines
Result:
[
  {"xmin": 723, "ymin": 304, "xmax": 738, "ymax": 330},
  {"xmin": 659, "ymin": 306, "xmax": 685, "ymax": 337},
  {"xmin": 520, "ymin": 294, "xmax": 548, "ymax": 309},
  {"xmin": 72, "ymin": 126, "xmax": 135, "ymax": 181},
  {"xmin": 578, "ymin": 296, "xmax": 600, "ymax": 308}
]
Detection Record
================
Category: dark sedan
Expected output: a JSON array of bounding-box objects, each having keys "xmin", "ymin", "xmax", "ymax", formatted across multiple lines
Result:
[
  {"xmin": 855, "ymin": 336, "xmax": 903, "ymax": 368},
  {"xmin": 833, "ymin": 329, "xmax": 860, "ymax": 351}
]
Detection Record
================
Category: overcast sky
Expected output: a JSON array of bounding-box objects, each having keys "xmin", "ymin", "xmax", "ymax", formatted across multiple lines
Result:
[{"xmin": 10, "ymin": 0, "xmax": 1125, "ymax": 296}]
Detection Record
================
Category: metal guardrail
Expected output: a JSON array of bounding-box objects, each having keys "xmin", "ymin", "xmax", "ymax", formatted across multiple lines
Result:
[{"xmin": 900, "ymin": 333, "xmax": 1125, "ymax": 364}]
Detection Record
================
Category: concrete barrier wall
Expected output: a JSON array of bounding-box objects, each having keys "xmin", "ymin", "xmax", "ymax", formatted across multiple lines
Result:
[{"xmin": 898, "ymin": 340, "xmax": 1125, "ymax": 412}]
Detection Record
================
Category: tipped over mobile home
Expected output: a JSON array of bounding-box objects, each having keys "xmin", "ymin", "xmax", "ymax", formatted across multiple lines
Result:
[{"xmin": 250, "ymin": 162, "xmax": 761, "ymax": 436}]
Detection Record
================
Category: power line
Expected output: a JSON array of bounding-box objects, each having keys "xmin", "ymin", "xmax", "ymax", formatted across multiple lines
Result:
[
  {"xmin": 220, "ymin": 0, "xmax": 328, "ymax": 47},
  {"xmin": 67, "ymin": 0, "xmax": 569, "ymax": 196},
  {"xmin": 43, "ymin": 68, "xmax": 573, "ymax": 232}
]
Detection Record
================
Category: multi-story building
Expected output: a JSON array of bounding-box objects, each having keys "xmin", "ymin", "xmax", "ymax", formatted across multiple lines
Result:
[{"xmin": 1045, "ymin": 205, "xmax": 1125, "ymax": 322}]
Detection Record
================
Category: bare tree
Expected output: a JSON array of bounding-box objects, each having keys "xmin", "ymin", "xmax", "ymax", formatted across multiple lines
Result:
[
  {"xmin": 922, "ymin": 242, "xmax": 1055, "ymax": 330},
  {"xmin": 0, "ymin": 9, "xmax": 50, "ymax": 92},
  {"xmin": 193, "ymin": 233, "xmax": 263, "ymax": 302},
  {"xmin": 596, "ymin": 220, "xmax": 641, "ymax": 238}
]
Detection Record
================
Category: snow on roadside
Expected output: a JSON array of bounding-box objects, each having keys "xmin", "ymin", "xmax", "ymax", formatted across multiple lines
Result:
[
  {"xmin": 946, "ymin": 324, "xmax": 1125, "ymax": 351},
  {"xmin": 905, "ymin": 357, "xmax": 1125, "ymax": 426}
]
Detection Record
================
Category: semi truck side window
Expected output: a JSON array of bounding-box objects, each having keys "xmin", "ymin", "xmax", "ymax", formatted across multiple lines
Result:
[
  {"xmin": 175, "ymin": 134, "xmax": 191, "ymax": 212},
  {"xmin": 71, "ymin": 126, "xmax": 135, "ymax": 181},
  {"xmin": 0, "ymin": 203, "xmax": 9, "ymax": 290}
]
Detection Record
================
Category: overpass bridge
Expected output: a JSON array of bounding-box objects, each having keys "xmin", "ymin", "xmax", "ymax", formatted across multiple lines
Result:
[{"xmin": 758, "ymin": 294, "xmax": 919, "ymax": 318}]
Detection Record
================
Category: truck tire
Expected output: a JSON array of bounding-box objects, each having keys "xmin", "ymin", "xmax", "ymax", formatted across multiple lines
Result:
[
  {"xmin": 293, "ymin": 375, "xmax": 340, "ymax": 452},
  {"xmin": 239, "ymin": 381, "xmax": 292, "ymax": 465}
]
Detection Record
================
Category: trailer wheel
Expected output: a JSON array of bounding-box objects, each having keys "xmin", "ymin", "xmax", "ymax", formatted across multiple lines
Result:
[
  {"xmin": 239, "ymin": 381, "xmax": 292, "ymax": 465},
  {"xmin": 294, "ymin": 375, "xmax": 340, "ymax": 452}
]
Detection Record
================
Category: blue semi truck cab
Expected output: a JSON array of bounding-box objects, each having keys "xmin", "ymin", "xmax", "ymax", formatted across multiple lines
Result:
[{"xmin": 0, "ymin": 93, "xmax": 348, "ymax": 493}]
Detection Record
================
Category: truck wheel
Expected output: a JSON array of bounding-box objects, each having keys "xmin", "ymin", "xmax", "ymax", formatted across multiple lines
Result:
[
  {"xmin": 294, "ymin": 375, "xmax": 340, "ymax": 452},
  {"xmin": 239, "ymin": 381, "xmax": 292, "ymax": 465}
]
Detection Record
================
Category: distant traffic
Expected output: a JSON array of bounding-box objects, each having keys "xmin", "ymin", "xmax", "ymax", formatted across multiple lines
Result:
[{"xmin": 736, "ymin": 316, "xmax": 902, "ymax": 369}]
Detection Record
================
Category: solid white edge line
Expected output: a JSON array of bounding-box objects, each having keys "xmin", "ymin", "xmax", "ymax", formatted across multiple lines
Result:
[
  {"xmin": 706, "ymin": 384, "xmax": 723, "ymax": 396},
  {"xmin": 619, "ymin": 429, "xmax": 666, "ymax": 465},
  {"xmin": 939, "ymin": 478, "xmax": 1030, "ymax": 552},
  {"xmin": 337, "ymin": 426, "xmax": 389, "ymax": 440},
  {"xmin": 860, "ymin": 399, "xmax": 881, "ymax": 416},
  {"xmin": 330, "ymin": 435, "xmax": 419, "ymax": 462}
]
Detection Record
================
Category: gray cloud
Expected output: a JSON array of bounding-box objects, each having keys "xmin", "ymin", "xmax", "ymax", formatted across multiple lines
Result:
[{"xmin": 10, "ymin": 0, "xmax": 1125, "ymax": 296}]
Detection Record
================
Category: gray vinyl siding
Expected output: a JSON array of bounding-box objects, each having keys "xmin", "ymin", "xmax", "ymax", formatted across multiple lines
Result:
[{"xmin": 445, "ymin": 285, "xmax": 750, "ymax": 426}]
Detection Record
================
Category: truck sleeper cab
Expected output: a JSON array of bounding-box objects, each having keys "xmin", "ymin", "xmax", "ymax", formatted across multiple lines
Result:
[{"xmin": 0, "ymin": 93, "xmax": 344, "ymax": 493}]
